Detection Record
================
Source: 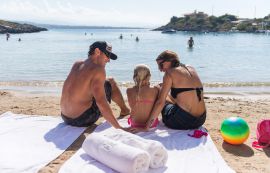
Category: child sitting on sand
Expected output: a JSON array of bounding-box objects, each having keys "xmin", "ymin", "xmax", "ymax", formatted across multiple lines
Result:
[{"xmin": 126, "ymin": 64, "xmax": 159, "ymax": 128}]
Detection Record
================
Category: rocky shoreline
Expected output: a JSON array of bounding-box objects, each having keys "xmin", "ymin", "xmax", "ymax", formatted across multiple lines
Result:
[
  {"xmin": 154, "ymin": 11, "xmax": 270, "ymax": 33},
  {"xmin": 0, "ymin": 20, "xmax": 47, "ymax": 34}
]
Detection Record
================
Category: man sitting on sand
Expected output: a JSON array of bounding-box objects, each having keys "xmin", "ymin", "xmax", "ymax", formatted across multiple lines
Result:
[{"xmin": 60, "ymin": 41, "xmax": 130, "ymax": 128}]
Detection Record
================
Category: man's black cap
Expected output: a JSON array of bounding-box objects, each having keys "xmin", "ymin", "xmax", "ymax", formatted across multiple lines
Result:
[{"xmin": 89, "ymin": 41, "xmax": 117, "ymax": 60}]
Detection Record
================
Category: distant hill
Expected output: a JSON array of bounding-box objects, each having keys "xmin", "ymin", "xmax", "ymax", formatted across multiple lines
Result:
[
  {"xmin": 0, "ymin": 20, "xmax": 47, "ymax": 34},
  {"xmin": 154, "ymin": 11, "xmax": 270, "ymax": 33}
]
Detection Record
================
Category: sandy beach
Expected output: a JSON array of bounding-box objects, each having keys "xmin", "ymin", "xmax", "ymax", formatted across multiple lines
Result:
[{"xmin": 0, "ymin": 90, "xmax": 270, "ymax": 173}]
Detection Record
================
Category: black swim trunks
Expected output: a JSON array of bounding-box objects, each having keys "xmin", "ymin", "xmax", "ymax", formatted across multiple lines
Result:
[
  {"xmin": 161, "ymin": 103, "xmax": 206, "ymax": 130},
  {"xmin": 61, "ymin": 80, "xmax": 112, "ymax": 127}
]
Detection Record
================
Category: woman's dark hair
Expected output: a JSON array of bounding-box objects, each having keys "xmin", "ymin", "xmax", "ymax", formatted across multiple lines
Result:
[
  {"xmin": 156, "ymin": 50, "xmax": 191, "ymax": 76},
  {"xmin": 156, "ymin": 50, "xmax": 180, "ymax": 68}
]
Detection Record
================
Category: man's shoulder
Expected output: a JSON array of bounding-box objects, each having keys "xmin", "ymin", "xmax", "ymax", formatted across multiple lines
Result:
[
  {"xmin": 91, "ymin": 64, "xmax": 105, "ymax": 74},
  {"xmin": 79, "ymin": 60, "xmax": 105, "ymax": 73},
  {"xmin": 88, "ymin": 65, "xmax": 106, "ymax": 81},
  {"xmin": 71, "ymin": 60, "xmax": 82, "ymax": 68}
]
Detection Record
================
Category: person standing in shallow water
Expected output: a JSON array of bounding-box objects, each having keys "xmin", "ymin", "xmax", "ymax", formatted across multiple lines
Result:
[
  {"xmin": 188, "ymin": 37, "xmax": 194, "ymax": 48},
  {"xmin": 6, "ymin": 33, "xmax": 10, "ymax": 41},
  {"xmin": 60, "ymin": 41, "xmax": 130, "ymax": 128},
  {"xmin": 119, "ymin": 34, "xmax": 123, "ymax": 39},
  {"xmin": 130, "ymin": 50, "xmax": 206, "ymax": 132}
]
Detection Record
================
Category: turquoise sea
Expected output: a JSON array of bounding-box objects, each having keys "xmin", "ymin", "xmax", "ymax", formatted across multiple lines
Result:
[{"xmin": 0, "ymin": 28, "xmax": 270, "ymax": 95}]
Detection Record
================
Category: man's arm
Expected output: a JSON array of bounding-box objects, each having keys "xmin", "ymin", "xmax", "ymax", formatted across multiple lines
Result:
[{"xmin": 91, "ymin": 68, "xmax": 121, "ymax": 129}]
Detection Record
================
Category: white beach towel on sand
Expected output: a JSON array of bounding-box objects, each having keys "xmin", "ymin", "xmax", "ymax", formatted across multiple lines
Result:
[
  {"xmin": 104, "ymin": 129, "xmax": 168, "ymax": 168},
  {"xmin": 0, "ymin": 111, "xmax": 86, "ymax": 173},
  {"xmin": 60, "ymin": 119, "xmax": 235, "ymax": 173},
  {"xmin": 82, "ymin": 133, "xmax": 150, "ymax": 173}
]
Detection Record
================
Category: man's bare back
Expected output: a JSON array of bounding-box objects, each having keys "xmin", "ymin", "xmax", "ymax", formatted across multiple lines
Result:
[
  {"xmin": 61, "ymin": 59, "xmax": 101, "ymax": 117},
  {"xmin": 60, "ymin": 41, "xmax": 129, "ymax": 128}
]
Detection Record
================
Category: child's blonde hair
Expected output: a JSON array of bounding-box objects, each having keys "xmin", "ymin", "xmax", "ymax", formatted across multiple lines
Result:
[{"xmin": 133, "ymin": 64, "xmax": 151, "ymax": 87}]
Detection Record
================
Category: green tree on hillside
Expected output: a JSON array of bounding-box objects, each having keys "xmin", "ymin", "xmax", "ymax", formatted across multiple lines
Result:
[
  {"xmin": 170, "ymin": 16, "xmax": 178, "ymax": 25},
  {"xmin": 154, "ymin": 11, "xmax": 269, "ymax": 32}
]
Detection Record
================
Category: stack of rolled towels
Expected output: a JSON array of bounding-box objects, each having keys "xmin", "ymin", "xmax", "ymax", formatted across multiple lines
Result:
[{"xmin": 82, "ymin": 129, "xmax": 168, "ymax": 173}]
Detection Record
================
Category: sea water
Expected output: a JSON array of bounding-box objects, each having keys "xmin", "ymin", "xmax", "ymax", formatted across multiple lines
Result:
[{"xmin": 0, "ymin": 28, "xmax": 270, "ymax": 95}]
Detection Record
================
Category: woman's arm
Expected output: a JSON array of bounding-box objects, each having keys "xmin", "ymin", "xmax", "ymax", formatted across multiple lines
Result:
[{"xmin": 145, "ymin": 73, "xmax": 172, "ymax": 128}]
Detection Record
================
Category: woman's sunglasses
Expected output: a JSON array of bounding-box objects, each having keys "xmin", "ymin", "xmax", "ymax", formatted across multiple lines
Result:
[{"xmin": 158, "ymin": 59, "xmax": 168, "ymax": 69}]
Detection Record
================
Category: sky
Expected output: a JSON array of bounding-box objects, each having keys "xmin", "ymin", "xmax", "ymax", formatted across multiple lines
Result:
[{"xmin": 0, "ymin": 0, "xmax": 269, "ymax": 27}]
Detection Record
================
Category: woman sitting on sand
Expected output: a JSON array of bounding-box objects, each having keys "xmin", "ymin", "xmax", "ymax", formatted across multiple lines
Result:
[
  {"xmin": 131, "ymin": 51, "xmax": 206, "ymax": 132},
  {"xmin": 126, "ymin": 64, "xmax": 159, "ymax": 128}
]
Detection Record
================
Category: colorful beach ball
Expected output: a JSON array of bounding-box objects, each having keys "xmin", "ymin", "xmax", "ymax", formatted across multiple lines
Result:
[{"xmin": 220, "ymin": 117, "xmax": 250, "ymax": 145}]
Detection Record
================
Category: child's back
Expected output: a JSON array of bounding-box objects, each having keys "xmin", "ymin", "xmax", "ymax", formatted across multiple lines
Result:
[
  {"xmin": 126, "ymin": 64, "xmax": 159, "ymax": 128},
  {"xmin": 127, "ymin": 85, "xmax": 158, "ymax": 126}
]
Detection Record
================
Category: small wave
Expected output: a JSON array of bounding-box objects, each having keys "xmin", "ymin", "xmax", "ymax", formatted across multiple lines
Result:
[
  {"xmin": 202, "ymin": 82, "xmax": 270, "ymax": 87},
  {"xmin": 0, "ymin": 81, "xmax": 64, "ymax": 87},
  {"xmin": 1, "ymin": 81, "xmax": 270, "ymax": 88},
  {"xmin": 118, "ymin": 81, "xmax": 270, "ymax": 88}
]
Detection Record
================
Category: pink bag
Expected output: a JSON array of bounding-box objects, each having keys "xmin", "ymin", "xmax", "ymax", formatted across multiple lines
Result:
[{"xmin": 252, "ymin": 119, "xmax": 270, "ymax": 149}]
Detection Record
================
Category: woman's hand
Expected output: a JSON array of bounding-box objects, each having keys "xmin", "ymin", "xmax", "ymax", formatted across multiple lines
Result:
[
  {"xmin": 120, "ymin": 126, "xmax": 133, "ymax": 132},
  {"xmin": 127, "ymin": 127, "xmax": 149, "ymax": 134}
]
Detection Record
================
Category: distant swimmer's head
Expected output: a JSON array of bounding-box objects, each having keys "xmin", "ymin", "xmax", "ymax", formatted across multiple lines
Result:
[
  {"xmin": 156, "ymin": 50, "xmax": 180, "ymax": 71},
  {"xmin": 133, "ymin": 64, "xmax": 151, "ymax": 86},
  {"xmin": 88, "ymin": 41, "xmax": 117, "ymax": 60}
]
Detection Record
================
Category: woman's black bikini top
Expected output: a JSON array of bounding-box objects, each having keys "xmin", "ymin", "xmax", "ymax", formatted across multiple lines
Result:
[{"xmin": 170, "ymin": 87, "xmax": 203, "ymax": 101}]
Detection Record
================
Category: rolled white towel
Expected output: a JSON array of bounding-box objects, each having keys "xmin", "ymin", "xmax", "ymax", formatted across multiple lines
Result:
[
  {"xmin": 82, "ymin": 133, "xmax": 150, "ymax": 173},
  {"xmin": 105, "ymin": 129, "xmax": 168, "ymax": 169}
]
